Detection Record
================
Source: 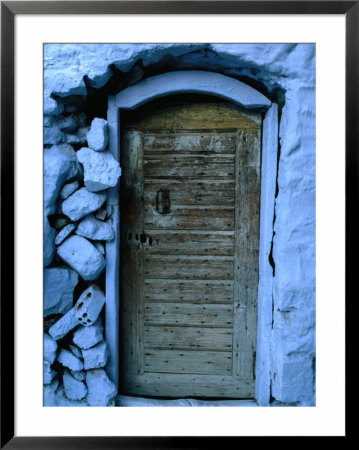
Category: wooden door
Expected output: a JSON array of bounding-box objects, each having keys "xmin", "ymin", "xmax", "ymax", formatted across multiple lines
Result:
[{"xmin": 120, "ymin": 103, "xmax": 261, "ymax": 398}]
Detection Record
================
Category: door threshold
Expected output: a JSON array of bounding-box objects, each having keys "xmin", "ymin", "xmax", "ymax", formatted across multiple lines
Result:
[{"xmin": 116, "ymin": 395, "xmax": 258, "ymax": 407}]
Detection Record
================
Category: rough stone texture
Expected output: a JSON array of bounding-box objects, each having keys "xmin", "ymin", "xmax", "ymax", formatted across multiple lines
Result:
[
  {"xmin": 44, "ymin": 127, "xmax": 65, "ymax": 145},
  {"xmin": 61, "ymin": 187, "xmax": 107, "ymax": 221},
  {"xmin": 57, "ymin": 236, "xmax": 106, "ymax": 281},
  {"xmin": 54, "ymin": 223, "xmax": 76, "ymax": 245},
  {"xmin": 75, "ymin": 215, "xmax": 114, "ymax": 241},
  {"xmin": 43, "ymin": 377, "xmax": 59, "ymax": 406},
  {"xmin": 86, "ymin": 369, "xmax": 117, "ymax": 406},
  {"xmin": 86, "ymin": 118, "xmax": 108, "ymax": 151},
  {"xmin": 44, "ymin": 43, "xmax": 316, "ymax": 406},
  {"xmin": 48, "ymin": 307, "xmax": 78, "ymax": 340},
  {"xmin": 82, "ymin": 340, "xmax": 109, "ymax": 370},
  {"xmin": 44, "ymin": 333, "xmax": 58, "ymax": 364},
  {"xmin": 59, "ymin": 180, "xmax": 79, "ymax": 200},
  {"xmin": 77, "ymin": 147, "xmax": 121, "ymax": 192},
  {"xmin": 44, "ymin": 267, "xmax": 78, "ymax": 316},
  {"xmin": 57, "ymin": 348, "xmax": 84, "ymax": 371},
  {"xmin": 63, "ymin": 370, "xmax": 87, "ymax": 400},
  {"xmin": 44, "ymin": 216, "xmax": 56, "ymax": 267},
  {"xmin": 54, "ymin": 114, "xmax": 78, "ymax": 133},
  {"xmin": 74, "ymin": 285, "xmax": 106, "ymax": 326},
  {"xmin": 93, "ymin": 241, "xmax": 105, "ymax": 255},
  {"xmin": 73, "ymin": 318, "xmax": 103, "ymax": 349},
  {"xmin": 55, "ymin": 386, "xmax": 88, "ymax": 407},
  {"xmin": 43, "ymin": 360, "xmax": 57, "ymax": 385},
  {"xmin": 68, "ymin": 344, "xmax": 83, "ymax": 359},
  {"xmin": 70, "ymin": 370, "xmax": 86, "ymax": 381},
  {"xmin": 44, "ymin": 144, "xmax": 80, "ymax": 216}
]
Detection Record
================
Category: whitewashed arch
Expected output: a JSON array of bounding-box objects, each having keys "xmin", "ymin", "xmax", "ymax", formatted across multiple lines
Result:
[{"xmin": 106, "ymin": 70, "xmax": 278, "ymax": 406}]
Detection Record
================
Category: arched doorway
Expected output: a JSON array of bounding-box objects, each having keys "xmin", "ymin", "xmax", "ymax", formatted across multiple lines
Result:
[{"xmin": 106, "ymin": 71, "xmax": 278, "ymax": 403}]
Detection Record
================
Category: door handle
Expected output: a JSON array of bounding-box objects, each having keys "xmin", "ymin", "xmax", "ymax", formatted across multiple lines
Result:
[{"xmin": 156, "ymin": 189, "xmax": 171, "ymax": 214}]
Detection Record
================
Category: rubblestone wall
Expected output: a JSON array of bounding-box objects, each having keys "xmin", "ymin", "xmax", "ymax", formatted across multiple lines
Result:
[{"xmin": 43, "ymin": 43, "xmax": 315, "ymax": 406}]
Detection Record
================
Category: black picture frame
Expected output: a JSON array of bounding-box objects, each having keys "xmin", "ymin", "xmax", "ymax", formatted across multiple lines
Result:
[{"xmin": 1, "ymin": 1, "xmax": 355, "ymax": 447}]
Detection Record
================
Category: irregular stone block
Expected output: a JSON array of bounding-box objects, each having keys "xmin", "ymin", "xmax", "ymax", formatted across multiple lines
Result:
[
  {"xmin": 70, "ymin": 370, "xmax": 86, "ymax": 382},
  {"xmin": 44, "ymin": 96, "xmax": 64, "ymax": 116},
  {"xmin": 54, "ymin": 224, "xmax": 76, "ymax": 246},
  {"xmin": 44, "ymin": 144, "xmax": 80, "ymax": 216},
  {"xmin": 77, "ymin": 148, "xmax": 121, "ymax": 192},
  {"xmin": 44, "ymin": 267, "xmax": 78, "ymax": 317},
  {"xmin": 61, "ymin": 187, "xmax": 107, "ymax": 221},
  {"xmin": 86, "ymin": 118, "xmax": 108, "ymax": 151},
  {"xmin": 43, "ymin": 377, "xmax": 59, "ymax": 406},
  {"xmin": 86, "ymin": 369, "xmax": 116, "ymax": 406},
  {"xmin": 58, "ymin": 348, "xmax": 84, "ymax": 371},
  {"xmin": 74, "ymin": 284, "xmax": 105, "ymax": 326},
  {"xmin": 63, "ymin": 370, "xmax": 87, "ymax": 400},
  {"xmin": 59, "ymin": 181, "xmax": 79, "ymax": 200},
  {"xmin": 55, "ymin": 386, "xmax": 88, "ymax": 407},
  {"xmin": 44, "ymin": 127, "xmax": 65, "ymax": 145},
  {"xmin": 68, "ymin": 344, "xmax": 83, "ymax": 359},
  {"xmin": 57, "ymin": 236, "xmax": 106, "ymax": 281},
  {"xmin": 82, "ymin": 340, "xmax": 108, "ymax": 370},
  {"xmin": 44, "ymin": 360, "xmax": 57, "ymax": 385},
  {"xmin": 44, "ymin": 333, "xmax": 58, "ymax": 364},
  {"xmin": 44, "ymin": 216, "xmax": 56, "ymax": 267},
  {"xmin": 48, "ymin": 307, "xmax": 78, "ymax": 340},
  {"xmin": 76, "ymin": 215, "xmax": 114, "ymax": 241},
  {"xmin": 73, "ymin": 318, "xmax": 103, "ymax": 349}
]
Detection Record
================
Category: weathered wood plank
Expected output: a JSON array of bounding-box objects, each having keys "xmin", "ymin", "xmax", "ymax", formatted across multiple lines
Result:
[
  {"xmin": 144, "ymin": 155, "xmax": 235, "ymax": 179},
  {"xmin": 143, "ymin": 255, "xmax": 234, "ymax": 279},
  {"xmin": 144, "ymin": 302, "xmax": 233, "ymax": 327},
  {"xmin": 144, "ymin": 205, "xmax": 235, "ymax": 230},
  {"xmin": 144, "ymin": 279, "xmax": 234, "ymax": 304},
  {"xmin": 122, "ymin": 373, "xmax": 254, "ymax": 398},
  {"xmin": 144, "ymin": 349, "xmax": 232, "ymax": 375},
  {"xmin": 143, "ymin": 132, "xmax": 236, "ymax": 154},
  {"xmin": 120, "ymin": 130, "xmax": 145, "ymax": 376},
  {"xmin": 144, "ymin": 326, "xmax": 233, "ymax": 351},
  {"xmin": 144, "ymin": 181, "xmax": 235, "ymax": 206},
  {"xmin": 143, "ymin": 231, "xmax": 234, "ymax": 256}
]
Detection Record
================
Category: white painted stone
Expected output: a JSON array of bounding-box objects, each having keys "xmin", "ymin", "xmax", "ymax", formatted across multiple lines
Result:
[
  {"xmin": 59, "ymin": 181, "xmax": 79, "ymax": 200},
  {"xmin": 117, "ymin": 395, "xmax": 257, "ymax": 407},
  {"xmin": 44, "ymin": 360, "xmax": 57, "ymax": 385},
  {"xmin": 63, "ymin": 370, "xmax": 87, "ymax": 400},
  {"xmin": 55, "ymin": 386, "xmax": 88, "ymax": 407},
  {"xmin": 54, "ymin": 223, "xmax": 76, "ymax": 245},
  {"xmin": 44, "ymin": 127, "xmax": 65, "ymax": 145},
  {"xmin": 77, "ymin": 147, "xmax": 121, "ymax": 192},
  {"xmin": 75, "ymin": 215, "xmax": 114, "ymax": 241},
  {"xmin": 44, "ymin": 216, "xmax": 56, "ymax": 267},
  {"xmin": 73, "ymin": 318, "xmax": 103, "ymax": 349},
  {"xmin": 61, "ymin": 187, "xmax": 107, "ymax": 221},
  {"xmin": 82, "ymin": 340, "xmax": 109, "ymax": 370},
  {"xmin": 57, "ymin": 348, "xmax": 84, "ymax": 371},
  {"xmin": 70, "ymin": 370, "xmax": 86, "ymax": 381},
  {"xmin": 74, "ymin": 285, "xmax": 105, "ymax": 326},
  {"xmin": 86, "ymin": 369, "xmax": 116, "ymax": 406},
  {"xmin": 44, "ymin": 96, "xmax": 64, "ymax": 116},
  {"xmin": 68, "ymin": 344, "xmax": 83, "ymax": 359},
  {"xmin": 44, "ymin": 333, "xmax": 58, "ymax": 364},
  {"xmin": 44, "ymin": 267, "xmax": 78, "ymax": 316},
  {"xmin": 57, "ymin": 236, "xmax": 106, "ymax": 281},
  {"xmin": 48, "ymin": 307, "xmax": 78, "ymax": 341},
  {"xmin": 43, "ymin": 377, "xmax": 59, "ymax": 406},
  {"xmin": 86, "ymin": 118, "xmax": 108, "ymax": 151},
  {"xmin": 44, "ymin": 144, "xmax": 80, "ymax": 216}
]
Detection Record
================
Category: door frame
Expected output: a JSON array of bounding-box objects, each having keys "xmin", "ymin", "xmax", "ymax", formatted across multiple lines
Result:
[{"xmin": 106, "ymin": 70, "xmax": 278, "ymax": 406}]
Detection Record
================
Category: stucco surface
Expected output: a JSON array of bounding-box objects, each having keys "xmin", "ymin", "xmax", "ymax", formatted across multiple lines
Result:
[{"xmin": 44, "ymin": 43, "xmax": 316, "ymax": 406}]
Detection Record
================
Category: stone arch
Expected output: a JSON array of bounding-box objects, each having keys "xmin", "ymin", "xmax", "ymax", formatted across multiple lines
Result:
[{"xmin": 105, "ymin": 70, "xmax": 278, "ymax": 405}]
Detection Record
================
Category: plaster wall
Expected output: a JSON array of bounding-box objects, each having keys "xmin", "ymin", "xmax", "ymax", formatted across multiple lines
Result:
[{"xmin": 43, "ymin": 43, "xmax": 316, "ymax": 406}]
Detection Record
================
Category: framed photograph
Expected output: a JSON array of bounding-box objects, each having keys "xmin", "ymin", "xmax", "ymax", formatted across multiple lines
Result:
[{"xmin": 1, "ymin": 0, "xmax": 354, "ymax": 446}]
